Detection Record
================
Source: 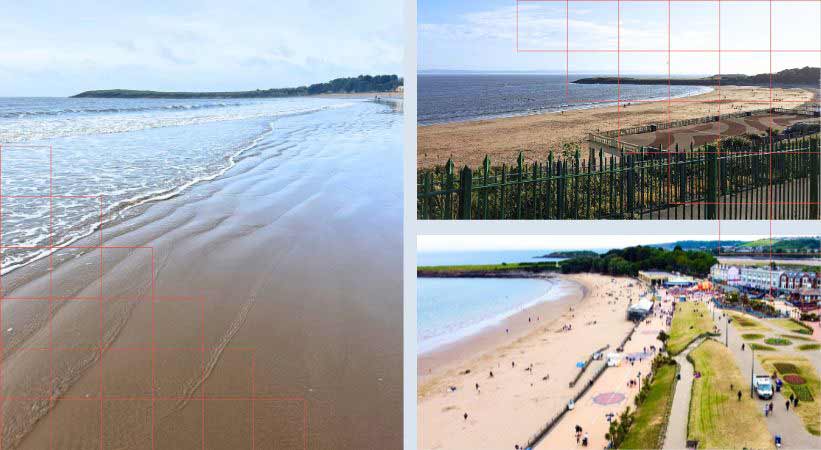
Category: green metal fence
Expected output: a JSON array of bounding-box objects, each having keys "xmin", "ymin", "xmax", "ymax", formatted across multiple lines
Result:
[{"xmin": 417, "ymin": 136, "xmax": 820, "ymax": 220}]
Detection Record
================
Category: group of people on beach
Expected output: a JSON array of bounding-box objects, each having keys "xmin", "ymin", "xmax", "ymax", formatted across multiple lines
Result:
[{"xmin": 574, "ymin": 424, "xmax": 589, "ymax": 447}]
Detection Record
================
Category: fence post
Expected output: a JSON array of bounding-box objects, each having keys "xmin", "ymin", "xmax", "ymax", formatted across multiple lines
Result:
[
  {"xmin": 626, "ymin": 154, "xmax": 635, "ymax": 217},
  {"xmin": 458, "ymin": 165, "xmax": 473, "ymax": 219},
  {"xmin": 483, "ymin": 156, "xmax": 490, "ymax": 220},
  {"xmin": 444, "ymin": 159, "xmax": 454, "ymax": 219},
  {"xmin": 545, "ymin": 152, "xmax": 553, "ymax": 219},
  {"xmin": 706, "ymin": 145, "xmax": 718, "ymax": 219},
  {"xmin": 517, "ymin": 152, "xmax": 524, "ymax": 220},
  {"xmin": 811, "ymin": 137, "xmax": 819, "ymax": 219}
]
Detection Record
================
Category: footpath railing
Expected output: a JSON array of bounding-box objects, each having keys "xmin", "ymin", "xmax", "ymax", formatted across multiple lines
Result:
[
  {"xmin": 524, "ymin": 362, "xmax": 609, "ymax": 449},
  {"xmin": 569, "ymin": 344, "xmax": 610, "ymax": 388},
  {"xmin": 588, "ymin": 104, "xmax": 820, "ymax": 150},
  {"xmin": 523, "ymin": 321, "xmax": 641, "ymax": 448},
  {"xmin": 417, "ymin": 136, "xmax": 820, "ymax": 220},
  {"xmin": 711, "ymin": 298, "xmax": 779, "ymax": 319}
]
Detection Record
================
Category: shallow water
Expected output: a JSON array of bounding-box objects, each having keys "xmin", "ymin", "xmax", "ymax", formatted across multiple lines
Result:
[
  {"xmin": 0, "ymin": 96, "xmax": 357, "ymax": 273},
  {"xmin": 417, "ymin": 277, "xmax": 575, "ymax": 354},
  {"xmin": 3, "ymin": 99, "xmax": 403, "ymax": 449}
]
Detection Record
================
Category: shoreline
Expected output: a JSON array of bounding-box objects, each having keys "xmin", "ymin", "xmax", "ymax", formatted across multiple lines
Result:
[
  {"xmin": 419, "ymin": 85, "xmax": 713, "ymax": 127},
  {"xmin": 418, "ymin": 275, "xmax": 584, "ymax": 376},
  {"xmin": 417, "ymin": 85, "xmax": 817, "ymax": 169},
  {"xmin": 417, "ymin": 273, "xmax": 647, "ymax": 449},
  {"xmin": 2, "ymin": 101, "xmax": 403, "ymax": 449}
]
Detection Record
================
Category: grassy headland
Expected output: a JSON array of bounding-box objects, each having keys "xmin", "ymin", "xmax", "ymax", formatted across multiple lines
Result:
[
  {"xmin": 418, "ymin": 245, "xmax": 717, "ymax": 279},
  {"xmin": 575, "ymin": 67, "xmax": 820, "ymax": 88},
  {"xmin": 72, "ymin": 74, "xmax": 402, "ymax": 99}
]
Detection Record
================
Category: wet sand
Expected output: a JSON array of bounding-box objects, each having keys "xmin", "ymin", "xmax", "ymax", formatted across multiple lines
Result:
[
  {"xmin": 417, "ymin": 86, "xmax": 816, "ymax": 169},
  {"xmin": 418, "ymin": 276, "xmax": 585, "ymax": 380},
  {"xmin": 1, "ymin": 102, "xmax": 402, "ymax": 449},
  {"xmin": 417, "ymin": 274, "xmax": 646, "ymax": 450}
]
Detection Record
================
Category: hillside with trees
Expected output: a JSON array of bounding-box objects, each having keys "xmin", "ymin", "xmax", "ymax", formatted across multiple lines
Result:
[
  {"xmin": 560, "ymin": 245, "xmax": 717, "ymax": 277},
  {"xmin": 72, "ymin": 75, "xmax": 403, "ymax": 99}
]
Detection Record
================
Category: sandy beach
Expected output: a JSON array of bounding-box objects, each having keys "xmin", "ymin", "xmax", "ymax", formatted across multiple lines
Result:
[
  {"xmin": 1, "ymin": 102, "xmax": 402, "ymax": 449},
  {"xmin": 417, "ymin": 274, "xmax": 650, "ymax": 450},
  {"xmin": 417, "ymin": 86, "xmax": 817, "ymax": 169}
]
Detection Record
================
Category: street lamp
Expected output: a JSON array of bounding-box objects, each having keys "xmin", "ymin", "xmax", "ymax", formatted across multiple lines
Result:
[
  {"xmin": 750, "ymin": 347, "xmax": 755, "ymax": 398},
  {"xmin": 726, "ymin": 318, "xmax": 732, "ymax": 347}
]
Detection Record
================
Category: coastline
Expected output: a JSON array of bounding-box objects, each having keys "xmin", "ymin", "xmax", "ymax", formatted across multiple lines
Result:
[
  {"xmin": 418, "ymin": 275, "xmax": 584, "ymax": 376},
  {"xmin": 1, "ymin": 101, "xmax": 403, "ymax": 449},
  {"xmin": 417, "ymin": 85, "xmax": 817, "ymax": 169},
  {"xmin": 417, "ymin": 273, "xmax": 646, "ymax": 449},
  {"xmin": 419, "ymin": 85, "xmax": 713, "ymax": 127}
]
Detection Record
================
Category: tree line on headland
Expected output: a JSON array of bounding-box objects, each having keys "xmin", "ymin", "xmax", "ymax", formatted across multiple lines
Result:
[
  {"xmin": 72, "ymin": 74, "xmax": 402, "ymax": 99},
  {"xmin": 574, "ymin": 66, "xmax": 820, "ymax": 87},
  {"xmin": 417, "ymin": 246, "xmax": 717, "ymax": 278},
  {"xmin": 559, "ymin": 246, "xmax": 717, "ymax": 278}
]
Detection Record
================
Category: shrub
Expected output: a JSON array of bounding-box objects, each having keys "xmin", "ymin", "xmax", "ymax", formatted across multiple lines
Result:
[
  {"xmin": 765, "ymin": 338, "xmax": 792, "ymax": 346},
  {"xmin": 790, "ymin": 384, "xmax": 814, "ymax": 402},
  {"xmin": 773, "ymin": 362, "xmax": 799, "ymax": 374},
  {"xmin": 750, "ymin": 343, "xmax": 776, "ymax": 351}
]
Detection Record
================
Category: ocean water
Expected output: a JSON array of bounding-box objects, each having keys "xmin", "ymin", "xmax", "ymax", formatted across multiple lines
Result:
[
  {"xmin": 418, "ymin": 73, "xmax": 714, "ymax": 125},
  {"xmin": 417, "ymin": 276, "xmax": 576, "ymax": 354},
  {"xmin": 0, "ymin": 96, "xmax": 370, "ymax": 273},
  {"xmin": 417, "ymin": 249, "xmax": 563, "ymax": 266}
]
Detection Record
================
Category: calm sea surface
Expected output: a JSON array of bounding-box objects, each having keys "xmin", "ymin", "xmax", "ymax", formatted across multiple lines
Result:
[
  {"xmin": 0, "ymin": 96, "xmax": 386, "ymax": 273},
  {"xmin": 418, "ymin": 73, "xmax": 713, "ymax": 125},
  {"xmin": 417, "ymin": 249, "xmax": 563, "ymax": 266},
  {"xmin": 417, "ymin": 276, "xmax": 575, "ymax": 354}
]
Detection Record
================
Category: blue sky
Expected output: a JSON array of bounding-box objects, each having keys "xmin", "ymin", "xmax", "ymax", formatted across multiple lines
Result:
[
  {"xmin": 419, "ymin": 0, "xmax": 820, "ymax": 75},
  {"xmin": 0, "ymin": 0, "xmax": 403, "ymax": 96}
]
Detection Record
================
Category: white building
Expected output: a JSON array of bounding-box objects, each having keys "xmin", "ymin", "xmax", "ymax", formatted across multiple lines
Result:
[{"xmin": 710, "ymin": 264, "xmax": 783, "ymax": 290}]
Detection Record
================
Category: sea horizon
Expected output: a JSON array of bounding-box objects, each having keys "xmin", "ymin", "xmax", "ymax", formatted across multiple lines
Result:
[{"xmin": 418, "ymin": 73, "xmax": 714, "ymax": 125}]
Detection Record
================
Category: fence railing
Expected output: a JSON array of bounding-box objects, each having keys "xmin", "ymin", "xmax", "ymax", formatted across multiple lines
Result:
[
  {"xmin": 589, "ymin": 103, "xmax": 819, "ymax": 146},
  {"xmin": 417, "ymin": 136, "xmax": 820, "ymax": 220}
]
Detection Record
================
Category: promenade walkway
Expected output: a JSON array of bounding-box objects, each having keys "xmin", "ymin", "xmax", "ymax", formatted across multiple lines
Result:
[
  {"xmin": 709, "ymin": 302, "xmax": 821, "ymax": 449},
  {"xmin": 661, "ymin": 337, "xmax": 704, "ymax": 450}
]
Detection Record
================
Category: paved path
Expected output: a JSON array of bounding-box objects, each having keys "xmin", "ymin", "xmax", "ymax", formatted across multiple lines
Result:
[
  {"xmin": 709, "ymin": 303, "xmax": 821, "ymax": 449},
  {"xmin": 662, "ymin": 337, "xmax": 704, "ymax": 450}
]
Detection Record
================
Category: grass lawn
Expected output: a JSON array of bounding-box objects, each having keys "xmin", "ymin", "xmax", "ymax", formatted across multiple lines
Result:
[
  {"xmin": 729, "ymin": 312, "xmax": 769, "ymax": 331},
  {"xmin": 742, "ymin": 333, "xmax": 764, "ymax": 340},
  {"xmin": 621, "ymin": 362, "xmax": 678, "ymax": 449},
  {"xmin": 782, "ymin": 334, "xmax": 814, "ymax": 341},
  {"xmin": 750, "ymin": 343, "xmax": 777, "ymax": 351},
  {"xmin": 669, "ymin": 302, "xmax": 714, "ymax": 355},
  {"xmin": 688, "ymin": 340, "xmax": 773, "ymax": 449},
  {"xmin": 798, "ymin": 343, "xmax": 821, "ymax": 351},
  {"xmin": 758, "ymin": 355, "xmax": 821, "ymax": 435},
  {"xmin": 770, "ymin": 318, "xmax": 813, "ymax": 335},
  {"xmin": 764, "ymin": 337, "xmax": 792, "ymax": 346}
]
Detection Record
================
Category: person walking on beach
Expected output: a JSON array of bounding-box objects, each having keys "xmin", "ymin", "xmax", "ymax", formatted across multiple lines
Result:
[
  {"xmin": 764, "ymin": 404, "xmax": 769, "ymax": 417},
  {"xmin": 738, "ymin": 390, "xmax": 742, "ymax": 401},
  {"xmin": 741, "ymin": 343, "xmax": 745, "ymax": 351},
  {"xmin": 786, "ymin": 400, "xmax": 790, "ymax": 411},
  {"xmin": 464, "ymin": 412, "xmax": 468, "ymax": 421}
]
